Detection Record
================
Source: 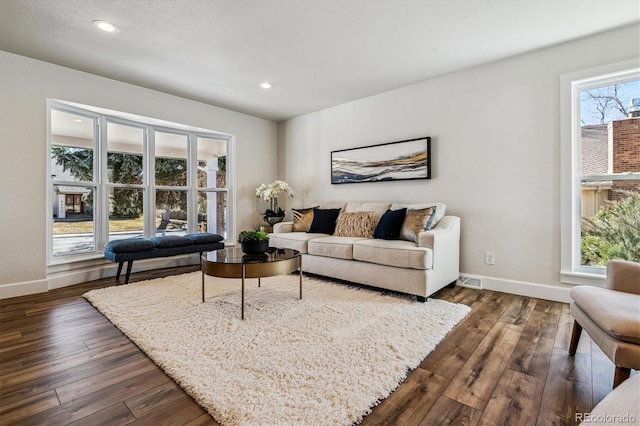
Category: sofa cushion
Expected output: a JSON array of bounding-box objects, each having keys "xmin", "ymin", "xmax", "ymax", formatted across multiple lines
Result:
[
  {"xmin": 334, "ymin": 211, "xmax": 378, "ymax": 238},
  {"xmin": 150, "ymin": 235, "xmax": 194, "ymax": 248},
  {"xmin": 391, "ymin": 202, "xmax": 446, "ymax": 229},
  {"xmin": 570, "ymin": 286, "xmax": 640, "ymax": 345},
  {"xmin": 104, "ymin": 238, "xmax": 155, "ymax": 253},
  {"xmin": 353, "ymin": 239, "xmax": 433, "ymax": 270},
  {"xmin": 374, "ymin": 208, "xmax": 407, "ymax": 240},
  {"xmin": 184, "ymin": 233, "xmax": 224, "ymax": 244},
  {"xmin": 268, "ymin": 232, "xmax": 327, "ymax": 254},
  {"xmin": 400, "ymin": 207, "xmax": 436, "ymax": 243},
  {"xmin": 292, "ymin": 206, "xmax": 318, "ymax": 232},
  {"xmin": 308, "ymin": 208, "xmax": 341, "ymax": 234},
  {"xmin": 308, "ymin": 236, "xmax": 367, "ymax": 260}
]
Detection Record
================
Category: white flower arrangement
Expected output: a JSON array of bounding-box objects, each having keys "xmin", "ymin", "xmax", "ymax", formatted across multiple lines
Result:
[
  {"xmin": 256, "ymin": 180, "xmax": 294, "ymax": 220},
  {"xmin": 255, "ymin": 180, "xmax": 294, "ymax": 201}
]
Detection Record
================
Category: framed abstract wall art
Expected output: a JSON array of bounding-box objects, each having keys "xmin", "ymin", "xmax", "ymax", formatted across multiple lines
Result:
[{"xmin": 331, "ymin": 136, "xmax": 431, "ymax": 184}]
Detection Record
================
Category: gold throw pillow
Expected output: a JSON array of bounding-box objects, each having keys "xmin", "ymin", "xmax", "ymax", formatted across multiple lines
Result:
[
  {"xmin": 400, "ymin": 207, "xmax": 435, "ymax": 243},
  {"xmin": 333, "ymin": 211, "xmax": 378, "ymax": 238},
  {"xmin": 292, "ymin": 207, "xmax": 317, "ymax": 232}
]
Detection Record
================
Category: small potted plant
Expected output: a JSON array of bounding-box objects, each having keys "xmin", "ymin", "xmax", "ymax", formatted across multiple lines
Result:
[{"xmin": 238, "ymin": 230, "xmax": 270, "ymax": 254}]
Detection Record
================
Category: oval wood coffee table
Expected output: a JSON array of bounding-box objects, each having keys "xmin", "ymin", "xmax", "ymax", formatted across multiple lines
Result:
[{"xmin": 201, "ymin": 247, "xmax": 302, "ymax": 319}]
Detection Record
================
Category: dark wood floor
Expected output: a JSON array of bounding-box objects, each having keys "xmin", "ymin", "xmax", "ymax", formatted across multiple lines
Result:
[{"xmin": 0, "ymin": 266, "xmax": 626, "ymax": 425}]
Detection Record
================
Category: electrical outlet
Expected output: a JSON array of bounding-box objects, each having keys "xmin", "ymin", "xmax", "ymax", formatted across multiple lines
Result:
[{"xmin": 485, "ymin": 251, "xmax": 495, "ymax": 265}]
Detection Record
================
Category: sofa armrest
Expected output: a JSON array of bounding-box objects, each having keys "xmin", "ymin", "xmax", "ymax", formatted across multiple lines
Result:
[
  {"xmin": 418, "ymin": 216, "xmax": 460, "ymax": 250},
  {"xmin": 417, "ymin": 216, "xmax": 460, "ymax": 285},
  {"xmin": 273, "ymin": 221, "xmax": 294, "ymax": 233}
]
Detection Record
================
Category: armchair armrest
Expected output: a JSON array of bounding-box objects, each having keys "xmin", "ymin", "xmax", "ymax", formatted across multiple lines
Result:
[
  {"xmin": 606, "ymin": 260, "xmax": 640, "ymax": 295},
  {"xmin": 273, "ymin": 221, "xmax": 294, "ymax": 233}
]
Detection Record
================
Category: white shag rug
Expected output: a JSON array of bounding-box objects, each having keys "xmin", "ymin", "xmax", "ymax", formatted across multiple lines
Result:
[{"xmin": 84, "ymin": 272, "xmax": 469, "ymax": 426}]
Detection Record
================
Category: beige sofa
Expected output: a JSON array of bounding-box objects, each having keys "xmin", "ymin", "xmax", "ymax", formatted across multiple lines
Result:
[{"xmin": 269, "ymin": 202, "xmax": 460, "ymax": 301}]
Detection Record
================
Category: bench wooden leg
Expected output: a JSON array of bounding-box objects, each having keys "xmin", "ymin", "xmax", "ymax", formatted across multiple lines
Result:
[
  {"xmin": 124, "ymin": 261, "xmax": 134, "ymax": 284},
  {"xmin": 116, "ymin": 262, "xmax": 124, "ymax": 280}
]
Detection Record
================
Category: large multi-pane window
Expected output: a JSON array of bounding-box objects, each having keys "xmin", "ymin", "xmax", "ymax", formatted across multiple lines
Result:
[
  {"xmin": 562, "ymin": 64, "xmax": 640, "ymax": 280},
  {"xmin": 49, "ymin": 101, "xmax": 232, "ymax": 260}
]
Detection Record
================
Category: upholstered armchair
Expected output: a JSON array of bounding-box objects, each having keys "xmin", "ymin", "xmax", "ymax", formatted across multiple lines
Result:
[{"xmin": 569, "ymin": 260, "xmax": 640, "ymax": 388}]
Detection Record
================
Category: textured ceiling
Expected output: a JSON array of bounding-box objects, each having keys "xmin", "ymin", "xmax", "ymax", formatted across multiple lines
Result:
[{"xmin": 0, "ymin": 0, "xmax": 638, "ymax": 121}]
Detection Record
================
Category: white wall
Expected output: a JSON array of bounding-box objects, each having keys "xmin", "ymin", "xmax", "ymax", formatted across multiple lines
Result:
[
  {"xmin": 277, "ymin": 24, "xmax": 640, "ymax": 301},
  {"xmin": 0, "ymin": 51, "xmax": 278, "ymax": 296}
]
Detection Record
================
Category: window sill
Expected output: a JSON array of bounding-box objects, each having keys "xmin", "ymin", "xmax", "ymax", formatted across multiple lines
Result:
[
  {"xmin": 47, "ymin": 252, "xmax": 105, "ymax": 269},
  {"xmin": 48, "ymin": 252, "xmax": 104, "ymax": 266},
  {"xmin": 560, "ymin": 270, "xmax": 606, "ymax": 287}
]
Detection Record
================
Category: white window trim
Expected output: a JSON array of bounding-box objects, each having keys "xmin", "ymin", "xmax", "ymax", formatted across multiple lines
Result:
[
  {"xmin": 560, "ymin": 58, "xmax": 640, "ymax": 286},
  {"xmin": 47, "ymin": 99, "xmax": 235, "ymax": 266}
]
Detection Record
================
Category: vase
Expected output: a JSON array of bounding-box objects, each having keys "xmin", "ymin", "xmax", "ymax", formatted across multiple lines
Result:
[
  {"xmin": 240, "ymin": 239, "xmax": 269, "ymax": 255},
  {"xmin": 264, "ymin": 197, "xmax": 285, "ymax": 226},
  {"xmin": 264, "ymin": 214, "xmax": 285, "ymax": 226}
]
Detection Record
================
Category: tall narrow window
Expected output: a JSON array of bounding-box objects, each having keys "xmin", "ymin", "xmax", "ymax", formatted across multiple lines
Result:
[
  {"xmin": 155, "ymin": 130, "xmax": 189, "ymax": 236},
  {"xmin": 50, "ymin": 109, "xmax": 98, "ymax": 256},
  {"xmin": 107, "ymin": 121, "xmax": 145, "ymax": 242},
  {"xmin": 562, "ymin": 65, "xmax": 640, "ymax": 280},
  {"xmin": 49, "ymin": 101, "xmax": 233, "ymax": 262},
  {"xmin": 579, "ymin": 80, "xmax": 640, "ymax": 269},
  {"xmin": 197, "ymin": 136, "xmax": 228, "ymax": 238}
]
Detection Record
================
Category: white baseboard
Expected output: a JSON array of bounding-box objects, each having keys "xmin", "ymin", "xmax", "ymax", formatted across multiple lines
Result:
[
  {"xmin": 0, "ymin": 278, "xmax": 49, "ymax": 299},
  {"xmin": 467, "ymin": 274, "xmax": 573, "ymax": 303},
  {"xmin": 47, "ymin": 264, "xmax": 118, "ymax": 290},
  {"xmin": 3, "ymin": 264, "xmax": 574, "ymax": 303},
  {"xmin": 0, "ymin": 254, "xmax": 201, "ymax": 300}
]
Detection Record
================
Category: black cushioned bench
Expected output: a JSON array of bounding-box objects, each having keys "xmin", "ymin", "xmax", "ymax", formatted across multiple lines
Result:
[{"xmin": 104, "ymin": 233, "xmax": 224, "ymax": 284}]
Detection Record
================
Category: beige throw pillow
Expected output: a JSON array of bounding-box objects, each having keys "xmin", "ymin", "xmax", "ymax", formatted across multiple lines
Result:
[
  {"xmin": 400, "ymin": 207, "xmax": 436, "ymax": 243},
  {"xmin": 292, "ymin": 207, "xmax": 318, "ymax": 232},
  {"xmin": 333, "ymin": 211, "xmax": 378, "ymax": 238}
]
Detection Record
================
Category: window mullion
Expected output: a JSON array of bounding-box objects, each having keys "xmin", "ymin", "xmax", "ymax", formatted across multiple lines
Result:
[
  {"xmin": 227, "ymin": 136, "xmax": 235, "ymax": 241},
  {"xmin": 581, "ymin": 173, "xmax": 640, "ymax": 181},
  {"xmin": 145, "ymin": 126, "xmax": 155, "ymax": 239},
  {"xmin": 188, "ymin": 133, "xmax": 198, "ymax": 233},
  {"xmin": 97, "ymin": 115, "xmax": 109, "ymax": 251}
]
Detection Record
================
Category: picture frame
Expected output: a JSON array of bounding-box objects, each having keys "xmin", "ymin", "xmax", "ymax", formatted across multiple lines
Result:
[{"xmin": 331, "ymin": 136, "xmax": 431, "ymax": 184}]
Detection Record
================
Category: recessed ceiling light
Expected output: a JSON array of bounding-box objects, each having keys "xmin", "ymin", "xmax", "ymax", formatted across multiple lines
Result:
[
  {"xmin": 260, "ymin": 82, "xmax": 273, "ymax": 89},
  {"xmin": 73, "ymin": 119, "xmax": 84, "ymax": 123},
  {"xmin": 92, "ymin": 20, "xmax": 119, "ymax": 33}
]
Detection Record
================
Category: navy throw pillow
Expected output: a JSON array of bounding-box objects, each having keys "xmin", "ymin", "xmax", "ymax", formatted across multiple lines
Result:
[
  {"xmin": 374, "ymin": 208, "xmax": 407, "ymax": 240},
  {"xmin": 308, "ymin": 208, "xmax": 341, "ymax": 234}
]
